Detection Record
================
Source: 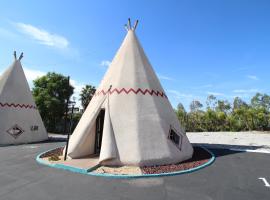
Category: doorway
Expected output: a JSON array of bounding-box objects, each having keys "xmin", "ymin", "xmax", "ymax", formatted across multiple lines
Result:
[{"xmin": 94, "ymin": 109, "xmax": 105, "ymax": 154}]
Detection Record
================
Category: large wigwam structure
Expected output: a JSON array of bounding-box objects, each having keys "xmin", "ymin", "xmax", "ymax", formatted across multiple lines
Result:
[
  {"xmin": 0, "ymin": 52, "xmax": 48, "ymax": 145},
  {"xmin": 67, "ymin": 19, "xmax": 193, "ymax": 166}
]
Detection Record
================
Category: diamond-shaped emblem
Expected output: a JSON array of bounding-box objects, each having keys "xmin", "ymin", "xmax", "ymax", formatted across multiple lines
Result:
[{"xmin": 6, "ymin": 124, "xmax": 24, "ymax": 139}]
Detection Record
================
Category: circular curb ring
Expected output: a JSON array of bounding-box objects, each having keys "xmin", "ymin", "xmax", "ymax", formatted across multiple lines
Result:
[{"xmin": 36, "ymin": 146, "xmax": 215, "ymax": 179}]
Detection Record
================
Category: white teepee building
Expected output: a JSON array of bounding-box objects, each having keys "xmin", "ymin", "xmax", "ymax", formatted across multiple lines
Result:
[
  {"xmin": 0, "ymin": 52, "xmax": 48, "ymax": 145},
  {"xmin": 67, "ymin": 20, "xmax": 193, "ymax": 166}
]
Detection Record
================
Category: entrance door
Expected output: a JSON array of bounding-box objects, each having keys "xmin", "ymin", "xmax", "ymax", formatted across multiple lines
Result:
[{"xmin": 94, "ymin": 109, "xmax": 105, "ymax": 154}]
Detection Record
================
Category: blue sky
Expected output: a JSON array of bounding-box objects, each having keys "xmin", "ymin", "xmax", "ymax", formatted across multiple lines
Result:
[{"xmin": 0, "ymin": 0, "xmax": 269, "ymax": 110}]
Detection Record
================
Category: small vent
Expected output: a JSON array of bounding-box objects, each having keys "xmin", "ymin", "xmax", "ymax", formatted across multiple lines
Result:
[{"xmin": 168, "ymin": 126, "xmax": 183, "ymax": 150}]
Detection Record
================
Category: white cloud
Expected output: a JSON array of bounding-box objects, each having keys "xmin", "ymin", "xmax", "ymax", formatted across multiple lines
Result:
[
  {"xmin": 230, "ymin": 94, "xmax": 249, "ymax": 99},
  {"xmin": 14, "ymin": 22, "xmax": 69, "ymax": 49},
  {"xmin": 233, "ymin": 89, "xmax": 259, "ymax": 93},
  {"xmin": 70, "ymin": 79, "xmax": 88, "ymax": 108},
  {"xmin": 157, "ymin": 74, "xmax": 175, "ymax": 81},
  {"xmin": 23, "ymin": 67, "xmax": 46, "ymax": 81},
  {"xmin": 22, "ymin": 67, "xmax": 47, "ymax": 91},
  {"xmin": 167, "ymin": 90, "xmax": 193, "ymax": 99},
  {"xmin": 233, "ymin": 67, "xmax": 249, "ymax": 72},
  {"xmin": 201, "ymin": 84, "xmax": 213, "ymax": 88},
  {"xmin": 247, "ymin": 75, "xmax": 259, "ymax": 80},
  {"xmin": 190, "ymin": 84, "xmax": 213, "ymax": 89},
  {"xmin": 22, "ymin": 67, "xmax": 83, "ymax": 107},
  {"xmin": 70, "ymin": 79, "xmax": 84, "ymax": 95},
  {"xmin": 206, "ymin": 91, "xmax": 224, "ymax": 96},
  {"xmin": 100, "ymin": 60, "xmax": 111, "ymax": 67}
]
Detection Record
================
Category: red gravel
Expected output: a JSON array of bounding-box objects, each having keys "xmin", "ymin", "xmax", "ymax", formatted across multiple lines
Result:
[
  {"xmin": 141, "ymin": 147, "xmax": 211, "ymax": 174},
  {"xmin": 40, "ymin": 147, "xmax": 64, "ymax": 158}
]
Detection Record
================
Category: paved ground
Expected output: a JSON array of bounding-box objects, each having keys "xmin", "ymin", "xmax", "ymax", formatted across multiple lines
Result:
[
  {"xmin": 187, "ymin": 131, "xmax": 270, "ymax": 153},
  {"xmin": 0, "ymin": 141, "xmax": 269, "ymax": 200}
]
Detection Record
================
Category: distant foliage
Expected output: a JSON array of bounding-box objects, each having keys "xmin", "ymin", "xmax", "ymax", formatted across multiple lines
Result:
[
  {"xmin": 32, "ymin": 72, "xmax": 74, "ymax": 132},
  {"xmin": 32, "ymin": 72, "xmax": 270, "ymax": 133},
  {"xmin": 80, "ymin": 85, "xmax": 96, "ymax": 111},
  {"xmin": 176, "ymin": 93, "xmax": 270, "ymax": 132}
]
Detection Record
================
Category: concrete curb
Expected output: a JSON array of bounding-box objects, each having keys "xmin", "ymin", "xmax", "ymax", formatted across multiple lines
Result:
[
  {"xmin": 36, "ymin": 147, "xmax": 90, "ymax": 174},
  {"xmin": 36, "ymin": 146, "xmax": 215, "ymax": 178}
]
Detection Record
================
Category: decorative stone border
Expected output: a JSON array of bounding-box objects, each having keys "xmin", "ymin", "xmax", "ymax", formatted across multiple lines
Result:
[{"xmin": 36, "ymin": 146, "xmax": 215, "ymax": 178}]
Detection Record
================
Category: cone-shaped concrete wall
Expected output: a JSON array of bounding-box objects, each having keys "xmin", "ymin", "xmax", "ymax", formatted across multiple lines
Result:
[
  {"xmin": 67, "ymin": 25, "xmax": 193, "ymax": 166},
  {"xmin": 0, "ymin": 58, "xmax": 47, "ymax": 144}
]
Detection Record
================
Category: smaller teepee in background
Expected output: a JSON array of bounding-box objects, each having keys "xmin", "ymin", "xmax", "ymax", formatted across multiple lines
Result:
[{"xmin": 0, "ymin": 52, "xmax": 47, "ymax": 145}]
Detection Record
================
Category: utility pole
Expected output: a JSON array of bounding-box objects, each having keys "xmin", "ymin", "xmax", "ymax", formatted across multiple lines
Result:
[{"xmin": 64, "ymin": 76, "xmax": 70, "ymax": 161}]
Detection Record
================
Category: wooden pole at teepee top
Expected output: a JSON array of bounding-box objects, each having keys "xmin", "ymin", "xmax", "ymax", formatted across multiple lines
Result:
[
  {"xmin": 19, "ymin": 52, "xmax": 23, "ymax": 60},
  {"xmin": 14, "ymin": 51, "xmax": 17, "ymax": 60},
  {"xmin": 133, "ymin": 20, "xmax": 139, "ymax": 31},
  {"xmin": 128, "ymin": 18, "xmax": 131, "ymax": 30},
  {"xmin": 125, "ymin": 18, "xmax": 139, "ymax": 31}
]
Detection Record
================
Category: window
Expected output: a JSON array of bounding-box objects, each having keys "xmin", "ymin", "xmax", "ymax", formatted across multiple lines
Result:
[{"xmin": 168, "ymin": 127, "xmax": 182, "ymax": 150}]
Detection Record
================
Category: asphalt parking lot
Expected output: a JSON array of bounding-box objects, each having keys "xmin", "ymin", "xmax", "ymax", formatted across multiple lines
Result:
[{"xmin": 0, "ymin": 141, "xmax": 269, "ymax": 200}]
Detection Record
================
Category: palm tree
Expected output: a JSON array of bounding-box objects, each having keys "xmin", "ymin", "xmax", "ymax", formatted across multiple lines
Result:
[{"xmin": 80, "ymin": 85, "xmax": 96, "ymax": 111}]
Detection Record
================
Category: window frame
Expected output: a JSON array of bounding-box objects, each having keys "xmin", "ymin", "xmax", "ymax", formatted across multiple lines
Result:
[{"xmin": 168, "ymin": 126, "xmax": 183, "ymax": 150}]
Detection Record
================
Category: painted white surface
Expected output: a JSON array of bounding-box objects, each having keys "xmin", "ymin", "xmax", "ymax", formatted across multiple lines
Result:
[
  {"xmin": 0, "ymin": 59, "xmax": 47, "ymax": 144},
  {"xmin": 258, "ymin": 178, "xmax": 270, "ymax": 187},
  {"xmin": 67, "ymin": 29, "xmax": 193, "ymax": 166}
]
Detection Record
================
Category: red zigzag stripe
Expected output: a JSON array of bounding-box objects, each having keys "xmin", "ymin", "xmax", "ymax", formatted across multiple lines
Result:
[
  {"xmin": 95, "ymin": 88, "xmax": 168, "ymax": 99},
  {"xmin": 0, "ymin": 102, "xmax": 37, "ymax": 109}
]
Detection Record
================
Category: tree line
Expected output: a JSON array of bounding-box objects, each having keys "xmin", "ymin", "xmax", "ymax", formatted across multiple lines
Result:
[
  {"xmin": 32, "ymin": 72, "xmax": 270, "ymax": 133},
  {"xmin": 176, "ymin": 94, "xmax": 270, "ymax": 132}
]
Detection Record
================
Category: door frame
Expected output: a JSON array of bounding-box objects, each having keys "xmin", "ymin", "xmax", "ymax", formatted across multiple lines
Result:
[{"xmin": 94, "ymin": 109, "xmax": 105, "ymax": 154}]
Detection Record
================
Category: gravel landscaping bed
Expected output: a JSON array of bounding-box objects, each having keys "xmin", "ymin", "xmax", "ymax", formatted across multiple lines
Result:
[
  {"xmin": 39, "ymin": 146, "xmax": 212, "ymax": 175},
  {"xmin": 40, "ymin": 147, "xmax": 64, "ymax": 158},
  {"xmin": 93, "ymin": 146, "xmax": 212, "ymax": 175},
  {"xmin": 141, "ymin": 146, "xmax": 211, "ymax": 174}
]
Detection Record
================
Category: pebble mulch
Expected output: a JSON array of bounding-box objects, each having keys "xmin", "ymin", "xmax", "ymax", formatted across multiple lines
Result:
[
  {"xmin": 39, "ymin": 146, "xmax": 212, "ymax": 175},
  {"xmin": 40, "ymin": 147, "xmax": 64, "ymax": 158},
  {"xmin": 141, "ymin": 147, "xmax": 211, "ymax": 174}
]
